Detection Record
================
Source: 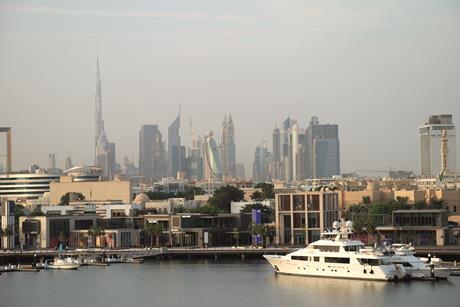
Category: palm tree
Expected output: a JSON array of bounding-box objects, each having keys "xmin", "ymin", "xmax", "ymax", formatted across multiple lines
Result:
[
  {"xmin": 248, "ymin": 223, "xmax": 267, "ymax": 247},
  {"xmin": 232, "ymin": 227, "xmax": 240, "ymax": 247},
  {"xmin": 0, "ymin": 227, "xmax": 4, "ymax": 249},
  {"xmin": 144, "ymin": 223, "xmax": 163, "ymax": 247},
  {"xmin": 1, "ymin": 226, "xmax": 13, "ymax": 249},
  {"xmin": 87, "ymin": 225, "xmax": 105, "ymax": 247}
]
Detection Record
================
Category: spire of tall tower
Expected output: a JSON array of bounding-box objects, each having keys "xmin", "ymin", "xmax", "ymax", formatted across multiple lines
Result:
[{"xmin": 94, "ymin": 54, "xmax": 104, "ymax": 164}]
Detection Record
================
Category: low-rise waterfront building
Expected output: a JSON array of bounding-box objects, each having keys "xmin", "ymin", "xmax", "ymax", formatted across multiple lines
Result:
[
  {"xmin": 19, "ymin": 215, "xmax": 142, "ymax": 249},
  {"xmin": 376, "ymin": 209, "xmax": 450, "ymax": 246}
]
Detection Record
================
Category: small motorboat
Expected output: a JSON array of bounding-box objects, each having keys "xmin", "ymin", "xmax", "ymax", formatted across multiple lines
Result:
[{"xmin": 45, "ymin": 257, "xmax": 80, "ymax": 270}]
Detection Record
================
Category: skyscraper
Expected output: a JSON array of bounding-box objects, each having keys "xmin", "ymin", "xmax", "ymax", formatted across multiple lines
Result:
[
  {"xmin": 139, "ymin": 124, "xmax": 166, "ymax": 180},
  {"xmin": 94, "ymin": 55, "xmax": 116, "ymax": 179},
  {"xmin": 419, "ymin": 114, "xmax": 457, "ymax": 177},
  {"xmin": 168, "ymin": 110, "xmax": 186, "ymax": 178},
  {"xmin": 272, "ymin": 125, "xmax": 281, "ymax": 180},
  {"xmin": 187, "ymin": 128, "xmax": 203, "ymax": 180},
  {"xmin": 48, "ymin": 153, "xmax": 56, "ymax": 169},
  {"xmin": 253, "ymin": 141, "xmax": 272, "ymax": 182},
  {"xmin": 64, "ymin": 156, "xmax": 73, "ymax": 171},
  {"xmin": 221, "ymin": 114, "xmax": 236, "ymax": 180},
  {"xmin": 306, "ymin": 116, "xmax": 340, "ymax": 179},
  {"xmin": 203, "ymin": 131, "xmax": 222, "ymax": 181}
]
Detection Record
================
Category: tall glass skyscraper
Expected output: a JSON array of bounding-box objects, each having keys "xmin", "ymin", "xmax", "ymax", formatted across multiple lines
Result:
[
  {"xmin": 204, "ymin": 131, "xmax": 222, "ymax": 181},
  {"xmin": 221, "ymin": 114, "xmax": 236, "ymax": 180},
  {"xmin": 94, "ymin": 55, "xmax": 116, "ymax": 179},
  {"xmin": 168, "ymin": 112, "xmax": 186, "ymax": 178},
  {"xmin": 139, "ymin": 124, "xmax": 166, "ymax": 180}
]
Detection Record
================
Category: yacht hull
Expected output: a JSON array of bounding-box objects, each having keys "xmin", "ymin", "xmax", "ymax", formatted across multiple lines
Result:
[{"xmin": 264, "ymin": 255, "xmax": 396, "ymax": 281}]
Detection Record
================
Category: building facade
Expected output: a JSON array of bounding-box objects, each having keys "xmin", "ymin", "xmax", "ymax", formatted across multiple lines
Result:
[
  {"xmin": 0, "ymin": 171, "xmax": 61, "ymax": 200},
  {"xmin": 203, "ymin": 131, "xmax": 222, "ymax": 181},
  {"xmin": 419, "ymin": 114, "xmax": 457, "ymax": 177},
  {"xmin": 275, "ymin": 190, "xmax": 339, "ymax": 245},
  {"xmin": 307, "ymin": 117, "xmax": 340, "ymax": 179},
  {"xmin": 49, "ymin": 180, "xmax": 132, "ymax": 205},
  {"xmin": 139, "ymin": 124, "xmax": 166, "ymax": 181},
  {"xmin": 221, "ymin": 115, "xmax": 236, "ymax": 180},
  {"xmin": 253, "ymin": 141, "xmax": 272, "ymax": 182},
  {"xmin": 94, "ymin": 56, "xmax": 116, "ymax": 180},
  {"xmin": 376, "ymin": 210, "xmax": 450, "ymax": 246}
]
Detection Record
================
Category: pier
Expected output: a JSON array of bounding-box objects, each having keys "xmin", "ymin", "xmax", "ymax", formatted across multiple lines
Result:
[{"xmin": 1, "ymin": 246, "xmax": 460, "ymax": 264}]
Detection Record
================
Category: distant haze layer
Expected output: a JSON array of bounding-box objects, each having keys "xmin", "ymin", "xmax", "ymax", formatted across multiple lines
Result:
[{"xmin": 1, "ymin": 0, "xmax": 459, "ymax": 176}]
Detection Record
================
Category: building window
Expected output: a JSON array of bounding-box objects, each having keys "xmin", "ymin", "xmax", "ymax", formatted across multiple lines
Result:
[
  {"xmin": 293, "ymin": 213, "xmax": 306, "ymax": 228},
  {"xmin": 293, "ymin": 195, "xmax": 305, "ymax": 211},
  {"xmin": 307, "ymin": 195, "xmax": 320, "ymax": 211},
  {"xmin": 278, "ymin": 195, "xmax": 291, "ymax": 211}
]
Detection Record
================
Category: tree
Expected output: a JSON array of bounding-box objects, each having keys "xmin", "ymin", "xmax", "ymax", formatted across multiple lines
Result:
[
  {"xmin": 1, "ymin": 226, "xmax": 13, "ymax": 249},
  {"xmin": 251, "ymin": 191, "xmax": 264, "ymax": 201},
  {"xmin": 144, "ymin": 223, "xmax": 163, "ymax": 247},
  {"xmin": 232, "ymin": 227, "xmax": 240, "ymax": 247},
  {"xmin": 60, "ymin": 192, "xmax": 85, "ymax": 205},
  {"xmin": 173, "ymin": 205, "xmax": 187, "ymax": 214},
  {"xmin": 248, "ymin": 223, "xmax": 267, "ymax": 247},
  {"xmin": 181, "ymin": 186, "xmax": 205, "ymax": 200},
  {"xmin": 413, "ymin": 201, "xmax": 427, "ymax": 209},
  {"xmin": 145, "ymin": 191, "xmax": 170, "ymax": 200},
  {"xmin": 208, "ymin": 185, "xmax": 244, "ymax": 212},
  {"xmin": 31, "ymin": 207, "xmax": 45, "ymax": 216},
  {"xmin": 0, "ymin": 227, "xmax": 3, "ymax": 248},
  {"xmin": 240, "ymin": 203, "xmax": 274, "ymax": 223},
  {"xmin": 395, "ymin": 196, "xmax": 410, "ymax": 209},
  {"xmin": 362, "ymin": 196, "xmax": 371, "ymax": 205},
  {"xmin": 254, "ymin": 182, "xmax": 275, "ymax": 199},
  {"xmin": 87, "ymin": 225, "xmax": 105, "ymax": 247},
  {"xmin": 429, "ymin": 198, "xmax": 445, "ymax": 209}
]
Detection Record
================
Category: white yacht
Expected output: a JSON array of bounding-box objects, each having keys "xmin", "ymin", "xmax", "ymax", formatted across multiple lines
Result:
[
  {"xmin": 264, "ymin": 220, "xmax": 405, "ymax": 281},
  {"xmin": 389, "ymin": 244, "xmax": 451, "ymax": 280}
]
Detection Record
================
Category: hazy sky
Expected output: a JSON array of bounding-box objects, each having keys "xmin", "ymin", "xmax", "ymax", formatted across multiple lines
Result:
[{"xmin": 1, "ymin": 0, "xmax": 459, "ymax": 177}]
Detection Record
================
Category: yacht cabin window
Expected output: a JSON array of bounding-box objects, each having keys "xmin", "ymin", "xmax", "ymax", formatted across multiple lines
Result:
[
  {"xmin": 344, "ymin": 245, "xmax": 362, "ymax": 252},
  {"xmin": 313, "ymin": 246, "xmax": 340, "ymax": 252}
]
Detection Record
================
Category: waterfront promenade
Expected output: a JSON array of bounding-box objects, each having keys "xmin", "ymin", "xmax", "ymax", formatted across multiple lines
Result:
[{"xmin": 1, "ymin": 246, "xmax": 460, "ymax": 262}]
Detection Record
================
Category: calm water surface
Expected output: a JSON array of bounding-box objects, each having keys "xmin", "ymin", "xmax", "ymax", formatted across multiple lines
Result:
[{"xmin": 1, "ymin": 259, "xmax": 460, "ymax": 307}]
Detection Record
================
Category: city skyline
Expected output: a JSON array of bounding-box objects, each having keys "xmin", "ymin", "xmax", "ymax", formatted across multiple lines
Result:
[{"xmin": 1, "ymin": 1, "xmax": 460, "ymax": 176}]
